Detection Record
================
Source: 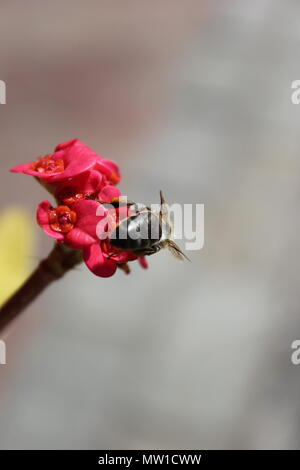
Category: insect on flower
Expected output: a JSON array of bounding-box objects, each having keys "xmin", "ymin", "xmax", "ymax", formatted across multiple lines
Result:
[
  {"xmin": 10, "ymin": 139, "xmax": 188, "ymax": 278},
  {"xmin": 108, "ymin": 191, "xmax": 189, "ymax": 261}
]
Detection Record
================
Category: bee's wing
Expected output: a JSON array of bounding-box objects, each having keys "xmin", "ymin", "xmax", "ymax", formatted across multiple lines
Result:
[{"xmin": 166, "ymin": 240, "xmax": 191, "ymax": 262}]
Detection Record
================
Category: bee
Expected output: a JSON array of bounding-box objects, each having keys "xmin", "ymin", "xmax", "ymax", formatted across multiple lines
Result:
[{"xmin": 109, "ymin": 191, "xmax": 189, "ymax": 261}]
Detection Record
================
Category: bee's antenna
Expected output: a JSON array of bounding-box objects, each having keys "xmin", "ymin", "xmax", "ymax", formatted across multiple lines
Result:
[
  {"xmin": 160, "ymin": 190, "xmax": 166, "ymax": 206},
  {"xmin": 159, "ymin": 190, "xmax": 169, "ymax": 223},
  {"xmin": 159, "ymin": 190, "xmax": 175, "ymax": 242}
]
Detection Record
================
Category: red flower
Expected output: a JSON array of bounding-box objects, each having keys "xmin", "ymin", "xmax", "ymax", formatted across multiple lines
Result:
[
  {"xmin": 13, "ymin": 138, "xmax": 148, "ymax": 278},
  {"xmin": 10, "ymin": 139, "xmax": 121, "ymax": 186},
  {"xmin": 37, "ymin": 198, "xmax": 147, "ymax": 277},
  {"xmin": 37, "ymin": 199, "xmax": 106, "ymax": 248},
  {"xmin": 11, "ymin": 139, "xmax": 98, "ymax": 183},
  {"xmin": 55, "ymin": 170, "xmax": 121, "ymax": 205}
]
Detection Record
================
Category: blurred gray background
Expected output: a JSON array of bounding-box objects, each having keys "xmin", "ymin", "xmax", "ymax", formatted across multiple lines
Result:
[{"xmin": 1, "ymin": 0, "xmax": 300, "ymax": 449}]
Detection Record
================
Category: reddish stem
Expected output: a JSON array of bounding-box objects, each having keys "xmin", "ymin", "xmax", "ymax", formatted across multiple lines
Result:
[{"xmin": 0, "ymin": 244, "xmax": 82, "ymax": 335}]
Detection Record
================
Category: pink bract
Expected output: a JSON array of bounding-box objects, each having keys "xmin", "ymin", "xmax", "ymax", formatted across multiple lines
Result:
[
  {"xmin": 36, "ymin": 199, "xmax": 107, "ymax": 249},
  {"xmin": 11, "ymin": 139, "xmax": 99, "ymax": 183}
]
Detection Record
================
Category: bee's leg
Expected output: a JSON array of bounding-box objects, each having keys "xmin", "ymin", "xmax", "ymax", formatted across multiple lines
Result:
[
  {"xmin": 100, "ymin": 199, "xmax": 136, "ymax": 208},
  {"xmin": 111, "ymin": 197, "xmax": 136, "ymax": 206},
  {"xmin": 118, "ymin": 263, "xmax": 131, "ymax": 274},
  {"xmin": 134, "ymin": 245, "xmax": 161, "ymax": 257}
]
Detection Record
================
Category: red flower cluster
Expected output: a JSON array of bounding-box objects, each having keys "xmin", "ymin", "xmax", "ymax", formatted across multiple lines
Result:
[{"xmin": 11, "ymin": 139, "xmax": 148, "ymax": 277}]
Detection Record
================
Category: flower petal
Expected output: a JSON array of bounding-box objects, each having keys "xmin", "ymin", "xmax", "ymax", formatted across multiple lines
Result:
[
  {"xmin": 56, "ymin": 170, "xmax": 103, "ymax": 201},
  {"xmin": 47, "ymin": 140, "xmax": 98, "ymax": 183},
  {"xmin": 55, "ymin": 139, "xmax": 78, "ymax": 151},
  {"xmin": 36, "ymin": 201, "xmax": 64, "ymax": 241},
  {"xmin": 72, "ymin": 199, "xmax": 108, "ymax": 241},
  {"xmin": 94, "ymin": 159, "xmax": 121, "ymax": 184},
  {"xmin": 73, "ymin": 199, "xmax": 106, "ymax": 219},
  {"xmin": 64, "ymin": 227, "xmax": 96, "ymax": 249},
  {"xmin": 98, "ymin": 185, "xmax": 121, "ymax": 203},
  {"xmin": 83, "ymin": 243, "xmax": 117, "ymax": 277},
  {"xmin": 10, "ymin": 162, "xmax": 35, "ymax": 174},
  {"xmin": 138, "ymin": 257, "xmax": 148, "ymax": 269}
]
